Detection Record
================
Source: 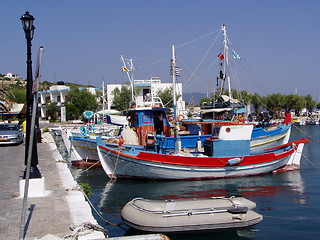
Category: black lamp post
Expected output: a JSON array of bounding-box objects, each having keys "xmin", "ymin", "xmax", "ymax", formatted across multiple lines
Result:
[{"xmin": 20, "ymin": 11, "xmax": 41, "ymax": 179}]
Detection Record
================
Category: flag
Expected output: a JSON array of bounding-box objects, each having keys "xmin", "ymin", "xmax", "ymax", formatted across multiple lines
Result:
[
  {"xmin": 122, "ymin": 66, "xmax": 129, "ymax": 72},
  {"xmin": 232, "ymin": 50, "xmax": 241, "ymax": 60},
  {"xmin": 218, "ymin": 53, "xmax": 224, "ymax": 60},
  {"xmin": 175, "ymin": 67, "xmax": 181, "ymax": 77}
]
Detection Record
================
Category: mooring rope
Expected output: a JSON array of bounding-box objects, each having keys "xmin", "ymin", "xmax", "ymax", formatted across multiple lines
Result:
[
  {"xmin": 80, "ymin": 159, "xmax": 101, "ymax": 172},
  {"xmin": 77, "ymin": 184, "xmax": 119, "ymax": 226},
  {"xmin": 293, "ymin": 124, "xmax": 320, "ymax": 142},
  {"xmin": 63, "ymin": 222, "xmax": 108, "ymax": 240},
  {"xmin": 291, "ymin": 125, "xmax": 319, "ymax": 168},
  {"xmin": 111, "ymin": 149, "xmax": 121, "ymax": 181},
  {"xmin": 301, "ymin": 151, "xmax": 318, "ymax": 168}
]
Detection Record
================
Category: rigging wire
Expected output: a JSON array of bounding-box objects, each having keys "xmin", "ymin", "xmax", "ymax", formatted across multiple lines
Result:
[
  {"xmin": 176, "ymin": 29, "xmax": 221, "ymax": 48},
  {"xmin": 181, "ymin": 30, "xmax": 222, "ymax": 90},
  {"xmin": 230, "ymin": 40, "xmax": 270, "ymax": 95}
]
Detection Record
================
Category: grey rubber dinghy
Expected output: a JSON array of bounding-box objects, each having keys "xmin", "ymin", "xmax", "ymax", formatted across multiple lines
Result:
[{"xmin": 121, "ymin": 196, "xmax": 263, "ymax": 233}]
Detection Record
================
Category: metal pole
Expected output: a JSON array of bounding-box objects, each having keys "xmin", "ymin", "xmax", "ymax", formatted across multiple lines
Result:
[
  {"xmin": 19, "ymin": 11, "xmax": 42, "ymax": 240},
  {"xmin": 23, "ymin": 19, "xmax": 41, "ymax": 179}
]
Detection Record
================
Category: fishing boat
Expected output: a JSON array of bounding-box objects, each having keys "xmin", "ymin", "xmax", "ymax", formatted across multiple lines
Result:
[
  {"xmin": 97, "ymin": 42, "xmax": 307, "ymax": 180},
  {"xmin": 120, "ymin": 25, "xmax": 291, "ymax": 152},
  {"xmin": 97, "ymin": 121, "xmax": 308, "ymax": 180},
  {"xmin": 69, "ymin": 123, "xmax": 122, "ymax": 168},
  {"xmin": 121, "ymin": 196, "xmax": 263, "ymax": 233}
]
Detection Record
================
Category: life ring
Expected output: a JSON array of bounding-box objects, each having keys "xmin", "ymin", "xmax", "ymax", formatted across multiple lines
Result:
[
  {"xmin": 178, "ymin": 115, "xmax": 185, "ymax": 121},
  {"xmin": 168, "ymin": 115, "xmax": 174, "ymax": 121}
]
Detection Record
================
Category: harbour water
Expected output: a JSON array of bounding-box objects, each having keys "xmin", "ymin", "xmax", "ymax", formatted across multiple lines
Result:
[{"xmin": 61, "ymin": 125, "xmax": 320, "ymax": 239}]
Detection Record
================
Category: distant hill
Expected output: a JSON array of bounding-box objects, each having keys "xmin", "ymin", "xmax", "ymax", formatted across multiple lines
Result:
[
  {"xmin": 38, "ymin": 81, "xmax": 95, "ymax": 91},
  {"xmin": 183, "ymin": 92, "xmax": 207, "ymax": 106}
]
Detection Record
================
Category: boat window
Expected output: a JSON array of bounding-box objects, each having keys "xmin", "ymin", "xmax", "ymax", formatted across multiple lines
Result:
[
  {"xmin": 212, "ymin": 126, "xmax": 220, "ymax": 137},
  {"xmin": 142, "ymin": 114, "xmax": 152, "ymax": 123}
]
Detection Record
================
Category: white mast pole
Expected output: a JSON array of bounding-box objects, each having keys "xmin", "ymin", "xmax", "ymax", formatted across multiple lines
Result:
[
  {"xmin": 102, "ymin": 81, "xmax": 105, "ymax": 115},
  {"xmin": 121, "ymin": 55, "xmax": 135, "ymax": 104},
  {"xmin": 172, "ymin": 45, "xmax": 177, "ymax": 121},
  {"xmin": 222, "ymin": 24, "xmax": 232, "ymax": 99},
  {"xmin": 172, "ymin": 45, "xmax": 181, "ymax": 153}
]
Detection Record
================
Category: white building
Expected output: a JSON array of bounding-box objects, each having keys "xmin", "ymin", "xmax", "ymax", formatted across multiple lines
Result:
[
  {"xmin": 5, "ymin": 72, "xmax": 19, "ymax": 79},
  {"xmin": 106, "ymin": 77, "xmax": 185, "ymax": 114},
  {"xmin": 38, "ymin": 84, "xmax": 98, "ymax": 121}
]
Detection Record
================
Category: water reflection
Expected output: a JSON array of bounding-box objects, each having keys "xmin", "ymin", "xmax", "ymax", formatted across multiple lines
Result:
[{"xmin": 97, "ymin": 170, "xmax": 306, "ymax": 215}]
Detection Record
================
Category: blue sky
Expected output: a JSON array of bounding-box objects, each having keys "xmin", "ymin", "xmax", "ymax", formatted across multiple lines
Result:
[{"xmin": 1, "ymin": 0, "xmax": 320, "ymax": 101}]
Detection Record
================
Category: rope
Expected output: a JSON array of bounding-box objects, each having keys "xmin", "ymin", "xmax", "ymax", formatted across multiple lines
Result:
[
  {"xmin": 80, "ymin": 159, "xmax": 101, "ymax": 172},
  {"xmin": 291, "ymin": 125, "xmax": 319, "ymax": 168},
  {"xmin": 111, "ymin": 150, "xmax": 121, "ymax": 181},
  {"xmin": 292, "ymin": 124, "xmax": 320, "ymax": 142},
  {"xmin": 77, "ymin": 184, "xmax": 119, "ymax": 226},
  {"xmin": 63, "ymin": 222, "xmax": 108, "ymax": 240},
  {"xmin": 301, "ymin": 151, "xmax": 318, "ymax": 168}
]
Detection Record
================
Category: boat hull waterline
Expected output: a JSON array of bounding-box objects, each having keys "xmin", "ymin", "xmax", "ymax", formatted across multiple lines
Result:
[{"xmin": 97, "ymin": 138, "xmax": 308, "ymax": 180}]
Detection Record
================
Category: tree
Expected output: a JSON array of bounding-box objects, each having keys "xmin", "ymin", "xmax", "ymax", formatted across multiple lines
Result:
[
  {"xmin": 112, "ymin": 85, "xmax": 132, "ymax": 112},
  {"xmin": 67, "ymin": 88, "xmax": 98, "ymax": 119},
  {"xmin": 264, "ymin": 93, "xmax": 285, "ymax": 116},
  {"xmin": 157, "ymin": 87, "xmax": 181, "ymax": 108},
  {"xmin": 157, "ymin": 88, "xmax": 173, "ymax": 108},
  {"xmin": 305, "ymin": 94, "xmax": 316, "ymax": 115},
  {"xmin": 7, "ymin": 88, "xmax": 26, "ymax": 103},
  {"xmin": 65, "ymin": 102, "xmax": 79, "ymax": 120},
  {"xmin": 283, "ymin": 94, "xmax": 306, "ymax": 116},
  {"xmin": 46, "ymin": 102, "xmax": 60, "ymax": 121},
  {"xmin": 239, "ymin": 90, "xmax": 252, "ymax": 106},
  {"xmin": 199, "ymin": 97, "xmax": 212, "ymax": 106},
  {"xmin": 250, "ymin": 93, "xmax": 263, "ymax": 114}
]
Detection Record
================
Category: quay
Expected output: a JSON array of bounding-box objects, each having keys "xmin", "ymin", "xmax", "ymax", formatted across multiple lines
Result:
[{"xmin": 0, "ymin": 132, "xmax": 105, "ymax": 239}]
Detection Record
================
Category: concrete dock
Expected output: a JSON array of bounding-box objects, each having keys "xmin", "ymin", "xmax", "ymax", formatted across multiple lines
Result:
[{"xmin": 0, "ymin": 132, "xmax": 105, "ymax": 239}]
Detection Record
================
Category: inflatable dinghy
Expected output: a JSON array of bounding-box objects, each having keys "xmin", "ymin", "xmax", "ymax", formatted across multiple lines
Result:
[{"xmin": 121, "ymin": 196, "xmax": 263, "ymax": 233}]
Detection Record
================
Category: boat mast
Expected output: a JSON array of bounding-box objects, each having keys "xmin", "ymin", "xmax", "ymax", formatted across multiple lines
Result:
[
  {"xmin": 172, "ymin": 45, "xmax": 177, "ymax": 122},
  {"xmin": 171, "ymin": 45, "xmax": 180, "ymax": 153},
  {"xmin": 102, "ymin": 81, "xmax": 105, "ymax": 113},
  {"xmin": 120, "ymin": 55, "xmax": 136, "ymax": 105},
  {"xmin": 220, "ymin": 24, "xmax": 232, "ymax": 99}
]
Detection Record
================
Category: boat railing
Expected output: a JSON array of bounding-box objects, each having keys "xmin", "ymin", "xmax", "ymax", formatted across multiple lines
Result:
[{"xmin": 137, "ymin": 96, "xmax": 164, "ymax": 108}]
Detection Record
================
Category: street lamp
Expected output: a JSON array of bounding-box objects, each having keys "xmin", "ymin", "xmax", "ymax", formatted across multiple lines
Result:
[{"xmin": 20, "ymin": 11, "xmax": 41, "ymax": 179}]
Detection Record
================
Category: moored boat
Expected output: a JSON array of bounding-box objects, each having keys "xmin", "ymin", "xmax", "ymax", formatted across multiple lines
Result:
[
  {"xmin": 121, "ymin": 196, "xmax": 263, "ymax": 233},
  {"xmin": 97, "ymin": 122, "xmax": 308, "ymax": 180},
  {"xmin": 68, "ymin": 123, "xmax": 122, "ymax": 168}
]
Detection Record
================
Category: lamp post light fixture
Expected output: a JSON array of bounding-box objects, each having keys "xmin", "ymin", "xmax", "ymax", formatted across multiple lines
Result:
[{"xmin": 20, "ymin": 11, "xmax": 41, "ymax": 179}]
